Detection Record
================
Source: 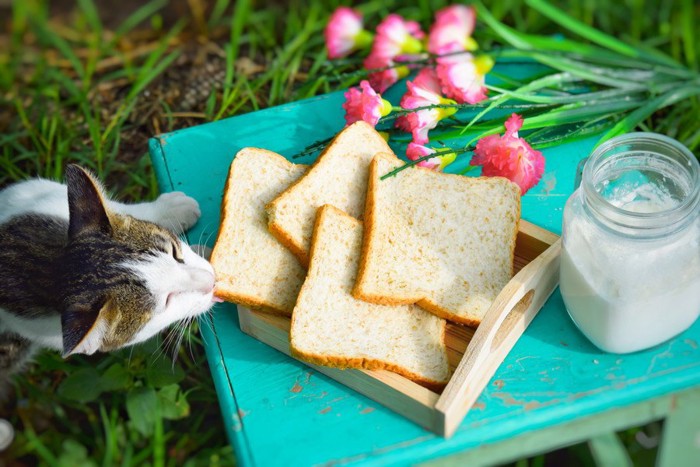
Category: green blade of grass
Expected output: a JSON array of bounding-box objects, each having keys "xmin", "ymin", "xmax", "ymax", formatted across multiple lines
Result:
[
  {"xmin": 476, "ymin": 3, "xmax": 620, "ymax": 61},
  {"xmin": 76, "ymin": 0, "xmax": 103, "ymax": 36},
  {"xmin": 681, "ymin": 0, "xmax": 697, "ymax": 70},
  {"xmin": 460, "ymin": 72, "xmax": 577, "ymax": 134},
  {"xmin": 525, "ymin": 0, "xmax": 640, "ymax": 58},
  {"xmin": 485, "ymin": 84, "xmax": 647, "ymax": 105},
  {"xmin": 596, "ymin": 85, "xmax": 700, "ymax": 144},
  {"xmin": 31, "ymin": 19, "xmax": 85, "ymax": 80},
  {"xmin": 111, "ymin": 0, "xmax": 167, "ymax": 46}
]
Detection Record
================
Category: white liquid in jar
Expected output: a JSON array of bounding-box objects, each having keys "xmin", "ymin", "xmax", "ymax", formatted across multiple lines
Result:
[{"xmin": 560, "ymin": 189, "xmax": 700, "ymax": 354}]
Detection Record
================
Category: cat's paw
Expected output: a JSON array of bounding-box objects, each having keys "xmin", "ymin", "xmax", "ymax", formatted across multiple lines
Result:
[
  {"xmin": 154, "ymin": 192, "xmax": 201, "ymax": 234},
  {"xmin": 0, "ymin": 418, "xmax": 14, "ymax": 451}
]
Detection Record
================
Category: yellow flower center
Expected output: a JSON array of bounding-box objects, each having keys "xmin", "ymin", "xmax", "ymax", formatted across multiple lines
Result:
[
  {"xmin": 463, "ymin": 37, "xmax": 479, "ymax": 52},
  {"xmin": 402, "ymin": 35, "xmax": 423, "ymax": 55},
  {"xmin": 437, "ymin": 97, "xmax": 458, "ymax": 120},
  {"xmin": 438, "ymin": 151, "xmax": 457, "ymax": 169},
  {"xmin": 353, "ymin": 30, "xmax": 374, "ymax": 50},
  {"xmin": 396, "ymin": 65, "xmax": 410, "ymax": 79},
  {"xmin": 379, "ymin": 99, "xmax": 393, "ymax": 117},
  {"xmin": 475, "ymin": 55, "xmax": 495, "ymax": 75}
]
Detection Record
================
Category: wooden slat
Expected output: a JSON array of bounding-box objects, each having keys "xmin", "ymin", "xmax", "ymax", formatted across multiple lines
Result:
[
  {"xmin": 656, "ymin": 388, "xmax": 700, "ymax": 467},
  {"xmin": 588, "ymin": 433, "xmax": 632, "ymax": 467}
]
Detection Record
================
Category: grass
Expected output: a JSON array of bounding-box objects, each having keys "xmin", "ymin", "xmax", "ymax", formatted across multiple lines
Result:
[{"xmin": 0, "ymin": 0, "xmax": 696, "ymax": 465}]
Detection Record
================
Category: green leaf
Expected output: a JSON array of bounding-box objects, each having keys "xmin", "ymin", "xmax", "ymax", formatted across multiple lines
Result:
[
  {"xmin": 146, "ymin": 355, "xmax": 185, "ymax": 388},
  {"xmin": 100, "ymin": 363, "xmax": 131, "ymax": 391},
  {"xmin": 57, "ymin": 439, "xmax": 97, "ymax": 467},
  {"xmin": 158, "ymin": 384, "xmax": 190, "ymax": 420},
  {"xmin": 57, "ymin": 367, "xmax": 102, "ymax": 403},
  {"xmin": 126, "ymin": 387, "xmax": 159, "ymax": 437}
]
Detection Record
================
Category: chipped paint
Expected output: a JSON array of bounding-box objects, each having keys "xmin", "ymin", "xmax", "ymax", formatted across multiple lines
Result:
[
  {"xmin": 541, "ymin": 173, "xmax": 557, "ymax": 195},
  {"xmin": 319, "ymin": 406, "xmax": 332, "ymax": 414},
  {"xmin": 685, "ymin": 339, "xmax": 698, "ymax": 350},
  {"xmin": 492, "ymin": 392, "xmax": 552, "ymax": 411},
  {"xmin": 493, "ymin": 379, "xmax": 505, "ymax": 389},
  {"xmin": 290, "ymin": 382, "xmax": 303, "ymax": 393},
  {"xmin": 472, "ymin": 402, "xmax": 486, "ymax": 410},
  {"xmin": 360, "ymin": 407, "xmax": 375, "ymax": 415}
]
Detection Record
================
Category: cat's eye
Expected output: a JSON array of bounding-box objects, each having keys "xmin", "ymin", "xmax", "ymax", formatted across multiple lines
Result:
[{"xmin": 171, "ymin": 242, "xmax": 184, "ymax": 263}]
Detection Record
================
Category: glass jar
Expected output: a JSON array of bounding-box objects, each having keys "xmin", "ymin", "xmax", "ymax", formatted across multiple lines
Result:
[{"xmin": 560, "ymin": 132, "xmax": 700, "ymax": 354}]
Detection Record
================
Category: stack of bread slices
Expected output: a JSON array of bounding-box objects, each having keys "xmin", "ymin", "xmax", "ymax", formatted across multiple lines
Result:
[{"xmin": 210, "ymin": 122, "xmax": 521, "ymax": 389}]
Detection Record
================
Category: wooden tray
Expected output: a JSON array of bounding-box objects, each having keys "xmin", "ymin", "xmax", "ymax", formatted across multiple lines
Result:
[{"xmin": 237, "ymin": 219, "xmax": 561, "ymax": 438}]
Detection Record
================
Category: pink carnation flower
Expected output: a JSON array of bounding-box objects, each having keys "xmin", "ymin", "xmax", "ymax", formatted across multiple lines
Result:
[
  {"xmin": 371, "ymin": 14, "xmax": 425, "ymax": 60},
  {"xmin": 406, "ymin": 142, "xmax": 456, "ymax": 171},
  {"xmin": 471, "ymin": 114, "xmax": 545, "ymax": 194},
  {"xmin": 436, "ymin": 53, "xmax": 493, "ymax": 104},
  {"xmin": 363, "ymin": 53, "xmax": 410, "ymax": 94},
  {"xmin": 428, "ymin": 5, "xmax": 477, "ymax": 55},
  {"xmin": 395, "ymin": 68, "xmax": 457, "ymax": 144},
  {"xmin": 325, "ymin": 7, "xmax": 373, "ymax": 59},
  {"xmin": 342, "ymin": 80, "xmax": 392, "ymax": 126}
]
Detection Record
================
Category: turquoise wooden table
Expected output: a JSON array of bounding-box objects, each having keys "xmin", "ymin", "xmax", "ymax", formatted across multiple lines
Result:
[{"xmin": 149, "ymin": 63, "xmax": 700, "ymax": 466}]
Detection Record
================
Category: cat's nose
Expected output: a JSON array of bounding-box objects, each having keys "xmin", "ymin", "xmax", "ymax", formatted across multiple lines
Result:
[{"xmin": 190, "ymin": 268, "xmax": 215, "ymax": 294}]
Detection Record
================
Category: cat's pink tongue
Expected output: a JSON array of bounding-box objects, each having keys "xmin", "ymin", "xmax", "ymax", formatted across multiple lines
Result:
[{"xmin": 212, "ymin": 295, "xmax": 225, "ymax": 303}]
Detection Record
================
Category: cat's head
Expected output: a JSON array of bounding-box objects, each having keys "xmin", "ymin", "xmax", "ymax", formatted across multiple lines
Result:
[{"xmin": 59, "ymin": 165, "xmax": 217, "ymax": 356}]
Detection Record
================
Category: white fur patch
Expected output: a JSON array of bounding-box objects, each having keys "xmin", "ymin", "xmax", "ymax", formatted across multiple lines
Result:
[
  {"xmin": 0, "ymin": 309, "xmax": 63, "ymax": 351},
  {"xmin": 123, "ymin": 241, "xmax": 215, "ymax": 346}
]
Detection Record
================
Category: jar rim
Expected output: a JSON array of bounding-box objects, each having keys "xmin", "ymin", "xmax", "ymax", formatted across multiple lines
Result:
[{"xmin": 582, "ymin": 132, "xmax": 699, "ymax": 236}]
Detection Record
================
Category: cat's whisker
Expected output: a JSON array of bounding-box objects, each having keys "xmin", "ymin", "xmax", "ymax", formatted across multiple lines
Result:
[
  {"xmin": 186, "ymin": 316, "xmax": 198, "ymax": 364},
  {"xmin": 173, "ymin": 319, "xmax": 189, "ymax": 364},
  {"xmin": 164, "ymin": 323, "xmax": 184, "ymax": 362},
  {"xmin": 176, "ymin": 319, "xmax": 191, "ymax": 366},
  {"xmin": 197, "ymin": 312, "xmax": 216, "ymax": 348}
]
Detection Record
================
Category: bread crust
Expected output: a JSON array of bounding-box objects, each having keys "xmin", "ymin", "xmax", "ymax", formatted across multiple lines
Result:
[
  {"xmin": 266, "ymin": 220, "xmax": 310, "ymax": 268},
  {"xmin": 289, "ymin": 346, "xmax": 448, "ymax": 392},
  {"xmin": 353, "ymin": 155, "xmax": 425, "ymax": 305},
  {"xmin": 265, "ymin": 121, "xmax": 394, "ymax": 263},
  {"xmin": 214, "ymin": 288, "xmax": 290, "ymax": 316}
]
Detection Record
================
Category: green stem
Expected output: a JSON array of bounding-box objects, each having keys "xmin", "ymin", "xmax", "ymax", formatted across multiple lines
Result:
[{"xmin": 379, "ymin": 146, "xmax": 474, "ymax": 180}]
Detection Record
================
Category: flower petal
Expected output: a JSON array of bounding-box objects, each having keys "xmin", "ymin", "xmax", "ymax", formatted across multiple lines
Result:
[
  {"xmin": 342, "ymin": 80, "xmax": 386, "ymax": 126},
  {"xmin": 325, "ymin": 7, "xmax": 364, "ymax": 59},
  {"xmin": 472, "ymin": 114, "xmax": 545, "ymax": 194},
  {"xmin": 435, "ymin": 53, "xmax": 490, "ymax": 104}
]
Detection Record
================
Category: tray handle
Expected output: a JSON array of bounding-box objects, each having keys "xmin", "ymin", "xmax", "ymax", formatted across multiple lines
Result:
[{"xmin": 434, "ymin": 238, "xmax": 562, "ymax": 438}]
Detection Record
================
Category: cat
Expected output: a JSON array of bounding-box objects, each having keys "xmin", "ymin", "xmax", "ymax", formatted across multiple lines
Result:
[{"xmin": 0, "ymin": 164, "xmax": 220, "ymax": 386}]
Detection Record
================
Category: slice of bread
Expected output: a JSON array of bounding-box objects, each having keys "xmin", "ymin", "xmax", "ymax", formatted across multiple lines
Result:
[
  {"xmin": 211, "ymin": 148, "xmax": 308, "ymax": 316},
  {"xmin": 290, "ymin": 204, "xmax": 450, "ymax": 389},
  {"xmin": 266, "ymin": 121, "xmax": 394, "ymax": 267},
  {"xmin": 354, "ymin": 153, "xmax": 521, "ymax": 326}
]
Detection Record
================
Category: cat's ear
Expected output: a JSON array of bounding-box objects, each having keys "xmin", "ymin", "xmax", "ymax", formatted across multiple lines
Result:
[
  {"xmin": 61, "ymin": 298, "xmax": 109, "ymax": 357},
  {"xmin": 65, "ymin": 164, "xmax": 112, "ymax": 238}
]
